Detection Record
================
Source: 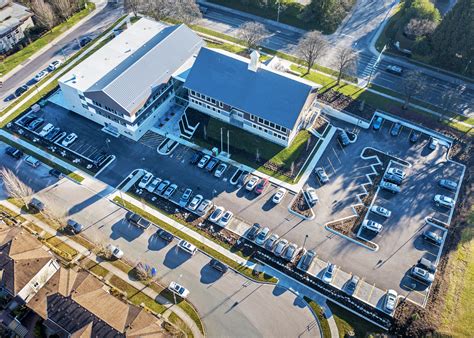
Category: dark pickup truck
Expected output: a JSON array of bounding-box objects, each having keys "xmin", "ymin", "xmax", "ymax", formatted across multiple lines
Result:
[{"xmin": 125, "ymin": 211, "xmax": 151, "ymax": 229}]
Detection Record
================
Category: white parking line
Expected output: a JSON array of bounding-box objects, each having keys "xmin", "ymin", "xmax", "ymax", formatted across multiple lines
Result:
[{"xmin": 332, "ymin": 147, "xmax": 342, "ymax": 164}]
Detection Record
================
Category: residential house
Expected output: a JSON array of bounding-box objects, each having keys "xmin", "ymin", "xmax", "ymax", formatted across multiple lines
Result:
[{"xmin": 0, "ymin": 0, "xmax": 33, "ymax": 54}]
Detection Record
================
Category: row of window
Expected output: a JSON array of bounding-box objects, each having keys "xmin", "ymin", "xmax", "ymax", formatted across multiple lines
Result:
[
  {"xmin": 190, "ymin": 98, "xmax": 227, "ymax": 116},
  {"xmin": 251, "ymin": 124, "xmax": 287, "ymax": 141},
  {"xmin": 250, "ymin": 115, "xmax": 287, "ymax": 133},
  {"xmin": 190, "ymin": 91, "xmax": 225, "ymax": 109},
  {"xmin": 91, "ymin": 100, "xmax": 123, "ymax": 117},
  {"xmin": 137, "ymin": 80, "xmax": 175, "ymax": 116}
]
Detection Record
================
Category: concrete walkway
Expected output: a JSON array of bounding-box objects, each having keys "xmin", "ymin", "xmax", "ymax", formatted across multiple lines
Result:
[{"xmin": 0, "ymin": 199, "xmax": 204, "ymax": 338}]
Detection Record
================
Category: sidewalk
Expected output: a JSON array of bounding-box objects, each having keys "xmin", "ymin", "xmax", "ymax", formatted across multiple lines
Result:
[{"xmin": 0, "ymin": 199, "xmax": 204, "ymax": 338}]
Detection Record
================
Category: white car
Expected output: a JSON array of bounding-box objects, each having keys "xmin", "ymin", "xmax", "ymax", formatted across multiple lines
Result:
[
  {"xmin": 314, "ymin": 167, "xmax": 329, "ymax": 183},
  {"xmin": 322, "ymin": 263, "xmax": 336, "ymax": 283},
  {"xmin": 38, "ymin": 123, "xmax": 54, "ymax": 137},
  {"xmin": 178, "ymin": 239, "xmax": 197, "ymax": 255},
  {"xmin": 304, "ymin": 188, "xmax": 318, "ymax": 206},
  {"xmin": 146, "ymin": 177, "xmax": 161, "ymax": 193},
  {"xmin": 434, "ymin": 194, "xmax": 454, "ymax": 208},
  {"xmin": 362, "ymin": 220, "xmax": 383, "ymax": 233},
  {"xmin": 255, "ymin": 227, "xmax": 269, "ymax": 245},
  {"xmin": 272, "ymin": 188, "xmax": 287, "ymax": 204},
  {"xmin": 245, "ymin": 176, "xmax": 259, "ymax": 191},
  {"xmin": 108, "ymin": 244, "xmax": 124, "ymax": 259},
  {"xmin": 218, "ymin": 211, "xmax": 233, "ymax": 227},
  {"xmin": 197, "ymin": 155, "xmax": 211, "ymax": 168},
  {"xmin": 387, "ymin": 167, "xmax": 406, "ymax": 179},
  {"xmin": 370, "ymin": 205, "xmax": 391, "ymax": 218},
  {"xmin": 34, "ymin": 70, "xmax": 48, "ymax": 82},
  {"xmin": 384, "ymin": 289, "xmax": 398, "ymax": 312},
  {"xmin": 209, "ymin": 206, "xmax": 225, "ymax": 223},
  {"xmin": 273, "ymin": 239, "xmax": 289, "ymax": 256},
  {"xmin": 168, "ymin": 281, "xmax": 190, "ymax": 299},
  {"xmin": 47, "ymin": 60, "xmax": 62, "ymax": 71},
  {"xmin": 188, "ymin": 194, "xmax": 203, "ymax": 211},
  {"xmin": 138, "ymin": 172, "xmax": 153, "ymax": 188},
  {"xmin": 61, "ymin": 133, "xmax": 78, "ymax": 147},
  {"xmin": 214, "ymin": 163, "xmax": 228, "ymax": 178}
]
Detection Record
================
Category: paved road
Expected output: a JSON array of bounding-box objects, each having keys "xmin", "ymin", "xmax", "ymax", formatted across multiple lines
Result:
[
  {"xmin": 198, "ymin": 0, "xmax": 473, "ymax": 116},
  {"xmin": 0, "ymin": 1, "xmax": 123, "ymax": 108},
  {"xmin": 0, "ymin": 143, "xmax": 321, "ymax": 338}
]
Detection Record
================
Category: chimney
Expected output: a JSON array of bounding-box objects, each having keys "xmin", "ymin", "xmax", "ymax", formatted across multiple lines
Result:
[{"xmin": 248, "ymin": 51, "xmax": 260, "ymax": 72}]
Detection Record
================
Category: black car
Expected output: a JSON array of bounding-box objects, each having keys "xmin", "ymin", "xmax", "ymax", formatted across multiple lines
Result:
[
  {"xmin": 49, "ymin": 169, "xmax": 63, "ymax": 178},
  {"xmin": 5, "ymin": 146, "xmax": 23, "ymax": 159},
  {"xmin": 246, "ymin": 223, "xmax": 261, "ymax": 241},
  {"xmin": 125, "ymin": 211, "xmax": 151, "ymax": 229},
  {"xmin": 21, "ymin": 114, "xmax": 37, "ymax": 126},
  {"xmin": 4, "ymin": 94, "xmax": 16, "ymax": 102},
  {"xmin": 338, "ymin": 130, "xmax": 350, "ymax": 146},
  {"xmin": 156, "ymin": 228, "xmax": 174, "ymax": 242},
  {"xmin": 14, "ymin": 85, "xmax": 28, "ymax": 97},
  {"xmin": 79, "ymin": 37, "xmax": 92, "ymax": 47},
  {"xmin": 45, "ymin": 127, "xmax": 61, "ymax": 141},
  {"xmin": 210, "ymin": 259, "xmax": 228, "ymax": 273},
  {"xmin": 410, "ymin": 131, "xmax": 421, "ymax": 143},
  {"xmin": 189, "ymin": 151, "xmax": 202, "ymax": 165},
  {"xmin": 345, "ymin": 275, "xmax": 360, "ymax": 294},
  {"xmin": 205, "ymin": 157, "xmax": 219, "ymax": 172}
]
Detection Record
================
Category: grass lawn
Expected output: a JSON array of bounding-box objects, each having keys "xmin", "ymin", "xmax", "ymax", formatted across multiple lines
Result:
[
  {"xmin": 304, "ymin": 297, "xmax": 331, "ymax": 338},
  {"xmin": 438, "ymin": 206, "xmax": 474, "ymax": 336},
  {"xmin": 327, "ymin": 301, "xmax": 384, "ymax": 337},
  {"xmin": 0, "ymin": 2, "xmax": 95, "ymax": 76}
]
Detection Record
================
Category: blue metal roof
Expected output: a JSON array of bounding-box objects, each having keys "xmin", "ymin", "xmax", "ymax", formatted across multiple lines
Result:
[{"xmin": 184, "ymin": 48, "xmax": 314, "ymax": 129}]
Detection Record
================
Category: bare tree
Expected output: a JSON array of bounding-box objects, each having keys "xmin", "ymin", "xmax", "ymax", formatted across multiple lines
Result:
[
  {"xmin": 144, "ymin": 0, "xmax": 201, "ymax": 24},
  {"xmin": 124, "ymin": 0, "xmax": 143, "ymax": 17},
  {"xmin": 401, "ymin": 70, "xmax": 426, "ymax": 109},
  {"xmin": 296, "ymin": 30, "xmax": 327, "ymax": 75},
  {"xmin": 49, "ymin": 0, "xmax": 74, "ymax": 21},
  {"xmin": 404, "ymin": 18, "xmax": 437, "ymax": 38},
  {"xmin": 31, "ymin": 0, "xmax": 57, "ymax": 30},
  {"xmin": 0, "ymin": 168, "xmax": 34, "ymax": 209},
  {"xmin": 333, "ymin": 47, "xmax": 358, "ymax": 85},
  {"xmin": 237, "ymin": 21, "xmax": 269, "ymax": 50}
]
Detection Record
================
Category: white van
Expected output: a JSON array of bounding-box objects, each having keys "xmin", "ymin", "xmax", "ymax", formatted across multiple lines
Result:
[
  {"xmin": 39, "ymin": 123, "xmax": 54, "ymax": 137},
  {"xmin": 178, "ymin": 239, "xmax": 197, "ymax": 255},
  {"xmin": 24, "ymin": 155, "xmax": 41, "ymax": 168}
]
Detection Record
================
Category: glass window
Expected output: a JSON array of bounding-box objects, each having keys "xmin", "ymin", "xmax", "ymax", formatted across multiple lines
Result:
[{"xmin": 270, "ymin": 122, "xmax": 275, "ymax": 128}]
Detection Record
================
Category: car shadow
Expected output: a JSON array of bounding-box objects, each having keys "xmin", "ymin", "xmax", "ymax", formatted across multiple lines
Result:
[
  {"xmin": 163, "ymin": 245, "xmax": 191, "ymax": 269},
  {"xmin": 199, "ymin": 264, "xmax": 222, "ymax": 284},
  {"xmin": 147, "ymin": 235, "xmax": 170, "ymax": 251},
  {"xmin": 261, "ymin": 198, "xmax": 276, "ymax": 212},
  {"xmin": 272, "ymin": 285, "xmax": 287, "ymax": 296},
  {"xmin": 110, "ymin": 220, "xmax": 143, "ymax": 242},
  {"xmin": 293, "ymin": 296, "xmax": 306, "ymax": 308}
]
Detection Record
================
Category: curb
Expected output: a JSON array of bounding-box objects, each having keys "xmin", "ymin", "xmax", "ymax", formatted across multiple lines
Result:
[{"xmin": 324, "ymin": 225, "xmax": 378, "ymax": 252}]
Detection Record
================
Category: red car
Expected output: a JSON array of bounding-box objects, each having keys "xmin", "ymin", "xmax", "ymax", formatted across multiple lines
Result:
[{"xmin": 254, "ymin": 178, "xmax": 269, "ymax": 195}]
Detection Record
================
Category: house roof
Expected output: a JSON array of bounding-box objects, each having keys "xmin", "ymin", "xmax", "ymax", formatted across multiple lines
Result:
[
  {"xmin": 0, "ymin": 1, "xmax": 32, "ymax": 37},
  {"xmin": 27, "ymin": 267, "xmax": 165, "ymax": 337},
  {"xmin": 0, "ymin": 225, "xmax": 53, "ymax": 296},
  {"xmin": 184, "ymin": 48, "xmax": 317, "ymax": 130},
  {"xmin": 60, "ymin": 18, "xmax": 204, "ymax": 115}
]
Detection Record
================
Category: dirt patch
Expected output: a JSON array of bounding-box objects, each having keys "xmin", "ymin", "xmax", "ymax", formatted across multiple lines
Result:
[
  {"xmin": 312, "ymin": 115, "xmax": 330, "ymax": 136},
  {"xmin": 290, "ymin": 192, "xmax": 313, "ymax": 218}
]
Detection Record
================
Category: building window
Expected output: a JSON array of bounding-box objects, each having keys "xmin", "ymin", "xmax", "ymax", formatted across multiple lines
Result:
[
  {"xmin": 258, "ymin": 117, "xmax": 263, "ymax": 124},
  {"xmin": 264, "ymin": 120, "xmax": 269, "ymax": 126},
  {"xmin": 270, "ymin": 122, "xmax": 275, "ymax": 128},
  {"xmin": 82, "ymin": 103, "xmax": 88, "ymax": 109},
  {"xmin": 219, "ymin": 102, "xmax": 224, "ymax": 108},
  {"xmin": 191, "ymin": 90, "xmax": 195, "ymax": 96},
  {"xmin": 211, "ymin": 98, "xmax": 216, "ymax": 104},
  {"xmin": 250, "ymin": 115, "xmax": 254, "ymax": 121}
]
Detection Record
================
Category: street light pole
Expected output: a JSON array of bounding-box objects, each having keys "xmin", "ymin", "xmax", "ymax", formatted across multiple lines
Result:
[
  {"xmin": 303, "ymin": 234, "xmax": 308, "ymax": 248},
  {"xmin": 277, "ymin": 0, "xmax": 281, "ymax": 22}
]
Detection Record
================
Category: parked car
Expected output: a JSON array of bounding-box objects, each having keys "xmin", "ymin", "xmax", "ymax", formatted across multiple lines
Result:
[
  {"xmin": 156, "ymin": 180, "xmax": 170, "ymax": 195},
  {"xmin": 179, "ymin": 188, "xmax": 193, "ymax": 206},
  {"xmin": 108, "ymin": 244, "xmax": 124, "ymax": 259},
  {"xmin": 264, "ymin": 234, "xmax": 279, "ymax": 251},
  {"xmin": 218, "ymin": 211, "xmax": 233, "ymax": 227},
  {"xmin": 5, "ymin": 146, "xmax": 23, "ymax": 159},
  {"xmin": 422, "ymin": 230, "xmax": 443, "ymax": 245},
  {"xmin": 246, "ymin": 223, "xmax": 261, "ymax": 241},
  {"xmin": 255, "ymin": 226, "xmax": 270, "ymax": 245},
  {"xmin": 138, "ymin": 172, "xmax": 153, "ymax": 188},
  {"xmin": 49, "ymin": 169, "xmax": 63, "ymax": 178},
  {"xmin": 214, "ymin": 163, "xmax": 228, "ymax": 178},
  {"xmin": 28, "ymin": 118, "xmax": 44, "ymax": 131},
  {"xmin": 429, "ymin": 137, "xmax": 439, "ymax": 150},
  {"xmin": 410, "ymin": 266, "xmax": 434, "ymax": 284},
  {"xmin": 338, "ymin": 130, "xmax": 350, "ymax": 146},
  {"xmin": 125, "ymin": 211, "xmax": 150, "ymax": 229},
  {"xmin": 372, "ymin": 116, "xmax": 383, "ymax": 130},
  {"xmin": 209, "ymin": 206, "xmax": 225, "ymax": 223},
  {"xmin": 386, "ymin": 65, "xmax": 403, "ymax": 75},
  {"xmin": 205, "ymin": 157, "xmax": 219, "ymax": 172},
  {"xmin": 24, "ymin": 155, "xmax": 41, "ymax": 168},
  {"xmin": 146, "ymin": 178, "xmax": 162, "ymax": 193},
  {"xmin": 322, "ymin": 263, "xmax": 336, "ymax": 283},
  {"xmin": 387, "ymin": 167, "xmax": 406, "ymax": 179},
  {"xmin": 47, "ymin": 60, "xmax": 62, "ymax": 71},
  {"xmin": 14, "ymin": 85, "xmax": 29, "ymax": 97},
  {"xmin": 79, "ymin": 36, "xmax": 92, "ymax": 47},
  {"xmin": 188, "ymin": 194, "xmax": 203, "ymax": 211},
  {"xmin": 379, "ymin": 180, "xmax": 401, "ymax": 193},
  {"xmin": 391, "ymin": 123, "xmax": 402, "ymax": 136},
  {"xmin": 410, "ymin": 131, "xmax": 421, "ymax": 143},
  {"xmin": 29, "ymin": 197, "xmax": 44, "ymax": 212},
  {"xmin": 439, "ymin": 179, "xmax": 458, "ymax": 191},
  {"xmin": 283, "ymin": 243, "xmax": 298, "ymax": 262},
  {"xmin": 210, "ymin": 259, "xmax": 228, "ymax": 273},
  {"xmin": 197, "ymin": 155, "xmax": 210, "ymax": 168},
  {"xmin": 245, "ymin": 176, "xmax": 259, "ymax": 191},
  {"xmin": 314, "ymin": 167, "xmax": 329, "ymax": 184},
  {"xmin": 370, "ymin": 205, "xmax": 391, "ymax": 218},
  {"xmin": 156, "ymin": 229, "xmax": 173, "ymax": 242},
  {"xmin": 178, "ymin": 239, "xmax": 197, "ymax": 255},
  {"xmin": 197, "ymin": 199, "xmax": 213, "ymax": 215},
  {"xmin": 65, "ymin": 219, "xmax": 83, "ymax": 234},
  {"xmin": 417, "ymin": 257, "xmax": 437, "ymax": 273},
  {"xmin": 34, "ymin": 70, "xmax": 48, "ymax": 82},
  {"xmin": 168, "ymin": 281, "xmax": 189, "ymax": 299},
  {"xmin": 272, "ymin": 188, "xmax": 287, "ymax": 204},
  {"xmin": 45, "ymin": 127, "xmax": 61, "ymax": 141},
  {"xmin": 189, "ymin": 151, "xmax": 202, "ymax": 164},
  {"xmin": 434, "ymin": 194, "xmax": 454, "ymax": 208},
  {"xmin": 384, "ymin": 289, "xmax": 398, "ymax": 312},
  {"xmin": 383, "ymin": 173, "xmax": 403, "ymax": 185},
  {"xmin": 273, "ymin": 239, "xmax": 289, "ymax": 256},
  {"xmin": 362, "ymin": 220, "xmax": 383, "ymax": 233},
  {"xmin": 163, "ymin": 183, "xmax": 178, "ymax": 199},
  {"xmin": 345, "ymin": 275, "xmax": 360, "ymax": 294},
  {"xmin": 299, "ymin": 250, "xmax": 316, "ymax": 271},
  {"xmin": 254, "ymin": 178, "xmax": 269, "ymax": 195},
  {"xmin": 21, "ymin": 114, "xmax": 37, "ymax": 126},
  {"xmin": 38, "ymin": 123, "xmax": 54, "ymax": 137},
  {"xmin": 304, "ymin": 188, "xmax": 318, "ymax": 206},
  {"xmin": 61, "ymin": 133, "xmax": 78, "ymax": 147}
]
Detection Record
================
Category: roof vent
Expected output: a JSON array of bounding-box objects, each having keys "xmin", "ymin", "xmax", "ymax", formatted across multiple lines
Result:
[
  {"xmin": 124, "ymin": 48, "xmax": 131, "ymax": 53},
  {"xmin": 248, "ymin": 50, "xmax": 260, "ymax": 72}
]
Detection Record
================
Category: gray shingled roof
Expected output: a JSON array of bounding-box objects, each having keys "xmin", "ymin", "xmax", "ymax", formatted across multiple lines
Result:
[
  {"xmin": 86, "ymin": 24, "xmax": 204, "ymax": 114},
  {"xmin": 184, "ymin": 48, "xmax": 315, "ymax": 129}
]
